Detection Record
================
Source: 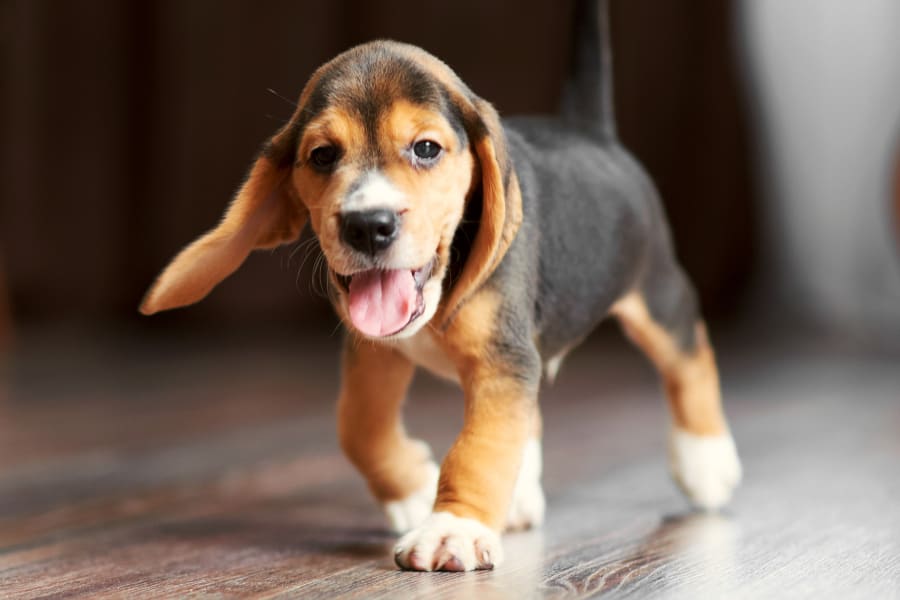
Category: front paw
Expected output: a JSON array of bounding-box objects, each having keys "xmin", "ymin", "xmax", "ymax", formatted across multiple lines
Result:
[
  {"xmin": 394, "ymin": 512, "xmax": 503, "ymax": 571},
  {"xmin": 383, "ymin": 461, "xmax": 439, "ymax": 534},
  {"xmin": 669, "ymin": 427, "xmax": 742, "ymax": 510}
]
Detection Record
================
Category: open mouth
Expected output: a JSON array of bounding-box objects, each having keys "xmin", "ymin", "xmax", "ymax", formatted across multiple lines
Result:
[{"xmin": 335, "ymin": 257, "xmax": 436, "ymax": 337}]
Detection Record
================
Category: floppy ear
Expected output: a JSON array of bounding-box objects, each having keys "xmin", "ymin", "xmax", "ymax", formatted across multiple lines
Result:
[
  {"xmin": 440, "ymin": 98, "xmax": 523, "ymax": 326},
  {"xmin": 140, "ymin": 139, "xmax": 306, "ymax": 315}
]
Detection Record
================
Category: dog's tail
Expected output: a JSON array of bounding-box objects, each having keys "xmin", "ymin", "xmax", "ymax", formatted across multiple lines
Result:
[{"xmin": 561, "ymin": 0, "xmax": 616, "ymax": 140}]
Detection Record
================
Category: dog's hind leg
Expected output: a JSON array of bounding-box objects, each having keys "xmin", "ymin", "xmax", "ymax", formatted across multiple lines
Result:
[
  {"xmin": 337, "ymin": 339, "xmax": 438, "ymax": 533},
  {"xmin": 611, "ymin": 257, "xmax": 742, "ymax": 510}
]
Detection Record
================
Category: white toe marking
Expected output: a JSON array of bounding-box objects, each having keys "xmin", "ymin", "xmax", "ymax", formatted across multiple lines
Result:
[
  {"xmin": 669, "ymin": 427, "xmax": 742, "ymax": 510},
  {"xmin": 383, "ymin": 461, "xmax": 439, "ymax": 534},
  {"xmin": 506, "ymin": 438, "xmax": 545, "ymax": 531},
  {"xmin": 394, "ymin": 511, "xmax": 503, "ymax": 571}
]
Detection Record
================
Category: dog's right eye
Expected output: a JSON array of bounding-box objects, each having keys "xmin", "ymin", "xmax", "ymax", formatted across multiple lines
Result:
[{"xmin": 310, "ymin": 146, "xmax": 339, "ymax": 171}]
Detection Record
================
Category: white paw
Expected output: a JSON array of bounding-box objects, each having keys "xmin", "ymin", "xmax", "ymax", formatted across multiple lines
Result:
[
  {"xmin": 506, "ymin": 438, "xmax": 545, "ymax": 531},
  {"xmin": 669, "ymin": 428, "xmax": 742, "ymax": 510},
  {"xmin": 383, "ymin": 461, "xmax": 439, "ymax": 534},
  {"xmin": 394, "ymin": 512, "xmax": 503, "ymax": 571}
]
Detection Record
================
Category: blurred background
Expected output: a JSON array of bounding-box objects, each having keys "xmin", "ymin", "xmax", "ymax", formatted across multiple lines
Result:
[
  {"xmin": 2, "ymin": 0, "xmax": 898, "ymax": 345},
  {"xmin": 1, "ymin": 2, "xmax": 899, "ymax": 594}
]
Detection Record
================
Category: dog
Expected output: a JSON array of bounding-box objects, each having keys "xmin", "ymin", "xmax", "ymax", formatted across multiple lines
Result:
[{"xmin": 140, "ymin": 0, "xmax": 741, "ymax": 572}]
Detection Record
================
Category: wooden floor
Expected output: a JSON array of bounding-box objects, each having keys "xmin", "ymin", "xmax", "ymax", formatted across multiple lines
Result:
[{"xmin": 1, "ymin": 326, "xmax": 898, "ymax": 598}]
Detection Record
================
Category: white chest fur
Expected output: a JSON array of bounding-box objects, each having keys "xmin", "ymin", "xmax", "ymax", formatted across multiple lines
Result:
[{"xmin": 393, "ymin": 330, "xmax": 460, "ymax": 384}]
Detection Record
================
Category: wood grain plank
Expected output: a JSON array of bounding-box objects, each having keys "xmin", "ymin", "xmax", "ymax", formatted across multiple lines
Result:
[{"xmin": 0, "ymin": 332, "xmax": 898, "ymax": 598}]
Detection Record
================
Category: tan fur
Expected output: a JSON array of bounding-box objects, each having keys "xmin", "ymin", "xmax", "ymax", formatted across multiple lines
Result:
[
  {"xmin": 296, "ymin": 107, "xmax": 367, "ymax": 164},
  {"xmin": 339, "ymin": 286, "xmax": 537, "ymax": 525},
  {"xmin": 611, "ymin": 293, "xmax": 726, "ymax": 435},
  {"xmin": 530, "ymin": 405, "xmax": 543, "ymax": 439},
  {"xmin": 438, "ymin": 144, "xmax": 523, "ymax": 328},
  {"xmin": 293, "ymin": 106, "xmax": 368, "ymax": 277},
  {"xmin": 337, "ymin": 340, "xmax": 431, "ymax": 501},
  {"xmin": 431, "ymin": 289, "xmax": 536, "ymax": 529},
  {"xmin": 439, "ymin": 288, "xmax": 502, "ymax": 365},
  {"xmin": 381, "ymin": 102, "xmax": 475, "ymax": 255},
  {"xmin": 296, "ymin": 101, "xmax": 473, "ymax": 290}
]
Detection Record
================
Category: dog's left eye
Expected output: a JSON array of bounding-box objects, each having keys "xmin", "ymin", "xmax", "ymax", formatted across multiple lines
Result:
[{"xmin": 412, "ymin": 140, "xmax": 442, "ymax": 161}]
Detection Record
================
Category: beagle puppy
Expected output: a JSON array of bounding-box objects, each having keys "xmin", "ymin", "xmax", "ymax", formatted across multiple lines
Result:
[{"xmin": 141, "ymin": 0, "xmax": 741, "ymax": 572}]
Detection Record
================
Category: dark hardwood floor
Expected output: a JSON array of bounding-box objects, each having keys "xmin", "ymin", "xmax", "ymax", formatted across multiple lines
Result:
[{"xmin": 0, "ymin": 327, "xmax": 898, "ymax": 598}]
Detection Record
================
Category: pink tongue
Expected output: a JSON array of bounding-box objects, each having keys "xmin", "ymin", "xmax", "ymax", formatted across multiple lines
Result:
[{"xmin": 348, "ymin": 269, "xmax": 417, "ymax": 337}]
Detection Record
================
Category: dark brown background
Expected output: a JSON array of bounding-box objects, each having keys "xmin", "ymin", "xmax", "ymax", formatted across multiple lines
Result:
[
  {"xmin": 0, "ymin": 0, "xmax": 755, "ymax": 330},
  {"xmin": 3, "ymin": 5, "xmax": 899, "ymax": 596}
]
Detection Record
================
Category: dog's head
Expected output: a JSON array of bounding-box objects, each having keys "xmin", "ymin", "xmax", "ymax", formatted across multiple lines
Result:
[{"xmin": 140, "ymin": 41, "xmax": 521, "ymax": 339}]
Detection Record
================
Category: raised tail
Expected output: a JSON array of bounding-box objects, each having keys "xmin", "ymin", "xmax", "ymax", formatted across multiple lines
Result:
[{"xmin": 561, "ymin": 0, "xmax": 617, "ymax": 140}]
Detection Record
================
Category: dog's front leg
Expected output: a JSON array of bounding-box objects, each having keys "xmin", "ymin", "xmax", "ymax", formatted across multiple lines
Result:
[
  {"xmin": 337, "ymin": 339, "xmax": 439, "ymax": 534},
  {"xmin": 393, "ymin": 311, "xmax": 540, "ymax": 571}
]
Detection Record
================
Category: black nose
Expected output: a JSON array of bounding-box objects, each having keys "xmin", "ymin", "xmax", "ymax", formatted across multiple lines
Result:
[{"xmin": 340, "ymin": 209, "xmax": 400, "ymax": 255}]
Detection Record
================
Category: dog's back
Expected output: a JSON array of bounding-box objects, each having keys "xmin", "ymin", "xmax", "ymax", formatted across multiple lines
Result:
[{"xmin": 493, "ymin": 0, "xmax": 679, "ymax": 360}]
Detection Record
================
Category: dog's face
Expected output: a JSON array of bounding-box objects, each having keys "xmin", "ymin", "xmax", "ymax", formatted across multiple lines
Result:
[
  {"xmin": 292, "ymin": 49, "xmax": 476, "ymax": 338},
  {"xmin": 140, "ymin": 42, "xmax": 522, "ymax": 339}
]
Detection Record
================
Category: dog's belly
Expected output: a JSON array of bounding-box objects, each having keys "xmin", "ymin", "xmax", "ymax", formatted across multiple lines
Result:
[{"xmin": 393, "ymin": 331, "xmax": 460, "ymax": 384}]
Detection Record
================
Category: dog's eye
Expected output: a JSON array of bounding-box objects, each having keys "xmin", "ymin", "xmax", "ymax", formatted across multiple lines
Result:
[
  {"xmin": 412, "ymin": 140, "xmax": 442, "ymax": 161},
  {"xmin": 310, "ymin": 146, "xmax": 339, "ymax": 171}
]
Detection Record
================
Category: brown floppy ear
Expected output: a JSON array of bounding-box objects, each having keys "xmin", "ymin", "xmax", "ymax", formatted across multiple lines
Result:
[
  {"xmin": 140, "ymin": 134, "xmax": 306, "ymax": 315},
  {"xmin": 439, "ymin": 98, "xmax": 523, "ymax": 326}
]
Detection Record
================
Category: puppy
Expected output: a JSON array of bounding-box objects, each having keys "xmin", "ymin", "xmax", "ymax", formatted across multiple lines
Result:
[{"xmin": 141, "ymin": 0, "xmax": 741, "ymax": 572}]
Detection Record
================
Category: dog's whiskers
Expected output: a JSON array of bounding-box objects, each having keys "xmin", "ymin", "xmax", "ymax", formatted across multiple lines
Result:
[
  {"xmin": 266, "ymin": 87, "xmax": 298, "ymax": 107},
  {"xmin": 310, "ymin": 253, "xmax": 333, "ymax": 300},
  {"xmin": 308, "ymin": 254, "xmax": 323, "ymax": 296},
  {"xmin": 264, "ymin": 114, "xmax": 292, "ymax": 125},
  {"xmin": 289, "ymin": 236, "xmax": 320, "ymax": 268},
  {"xmin": 289, "ymin": 237, "xmax": 324, "ymax": 297}
]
